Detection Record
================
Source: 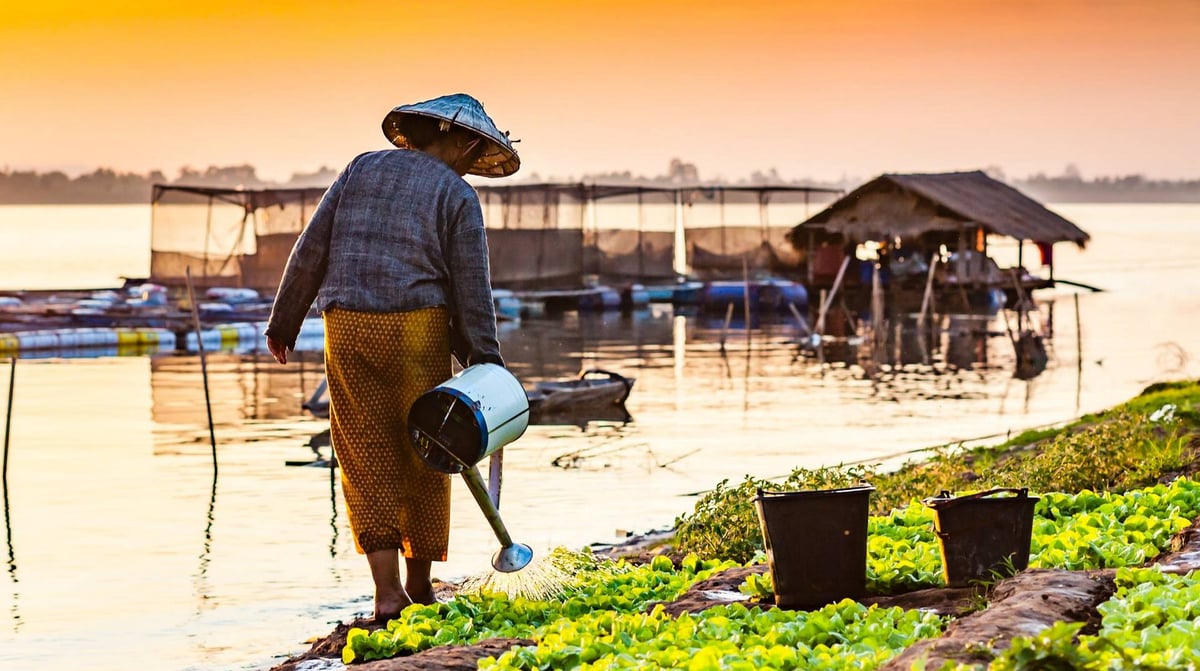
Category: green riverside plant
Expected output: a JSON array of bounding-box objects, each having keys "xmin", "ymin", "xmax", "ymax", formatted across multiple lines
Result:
[
  {"xmin": 676, "ymin": 380, "xmax": 1200, "ymax": 562},
  {"xmin": 480, "ymin": 601, "xmax": 945, "ymax": 670},
  {"xmin": 674, "ymin": 464, "xmax": 875, "ymax": 563}
]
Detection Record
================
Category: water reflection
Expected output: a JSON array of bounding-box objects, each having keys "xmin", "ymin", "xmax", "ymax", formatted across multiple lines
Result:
[
  {"xmin": 285, "ymin": 429, "xmax": 341, "ymax": 561},
  {"xmin": 133, "ymin": 307, "xmax": 1050, "ymax": 433},
  {"xmin": 3, "ymin": 483, "xmax": 17, "ymax": 634},
  {"xmin": 126, "ymin": 307, "xmax": 1075, "ymax": 475},
  {"xmin": 194, "ymin": 473, "xmax": 217, "ymax": 614},
  {"xmin": 2, "ymin": 357, "xmax": 17, "ymax": 633},
  {"xmin": 328, "ymin": 460, "xmax": 339, "ymax": 562},
  {"xmin": 149, "ymin": 351, "xmax": 327, "ymax": 453}
]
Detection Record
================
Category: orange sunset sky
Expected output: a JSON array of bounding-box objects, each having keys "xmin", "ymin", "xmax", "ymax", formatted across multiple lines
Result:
[{"xmin": 1, "ymin": 0, "xmax": 1196, "ymax": 183}]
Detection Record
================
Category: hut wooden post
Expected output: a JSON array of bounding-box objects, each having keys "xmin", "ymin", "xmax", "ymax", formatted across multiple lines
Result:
[
  {"xmin": 806, "ymin": 231, "xmax": 815, "ymax": 287},
  {"xmin": 871, "ymin": 262, "xmax": 885, "ymax": 361},
  {"xmin": 956, "ymin": 228, "xmax": 967, "ymax": 278},
  {"xmin": 814, "ymin": 255, "xmax": 851, "ymax": 336},
  {"xmin": 893, "ymin": 319, "xmax": 902, "ymax": 366},
  {"xmin": 955, "ymin": 228, "xmax": 971, "ymax": 310},
  {"xmin": 816, "ymin": 289, "xmax": 827, "ymax": 367}
]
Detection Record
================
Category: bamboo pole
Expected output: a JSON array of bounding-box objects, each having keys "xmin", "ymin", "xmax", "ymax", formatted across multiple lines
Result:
[
  {"xmin": 1074, "ymin": 293, "xmax": 1083, "ymax": 372},
  {"xmin": 3, "ymin": 357, "xmax": 14, "ymax": 597},
  {"xmin": 719, "ymin": 302, "xmax": 734, "ymax": 352},
  {"xmin": 917, "ymin": 256, "xmax": 939, "ymax": 331},
  {"xmin": 1009, "ymin": 268, "xmax": 1030, "ymax": 333},
  {"xmin": 999, "ymin": 304, "xmax": 1019, "ymax": 352},
  {"xmin": 185, "ymin": 267, "xmax": 219, "ymax": 475},
  {"xmin": 1074, "ymin": 293, "xmax": 1083, "ymax": 412},
  {"xmin": 787, "ymin": 302, "xmax": 810, "ymax": 336},
  {"xmin": 2, "ymin": 357, "xmax": 14, "ymax": 489},
  {"xmin": 742, "ymin": 256, "xmax": 751, "ymax": 351}
]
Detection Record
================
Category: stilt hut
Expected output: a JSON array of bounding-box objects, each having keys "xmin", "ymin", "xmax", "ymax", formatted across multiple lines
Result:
[{"xmin": 788, "ymin": 171, "xmax": 1089, "ymax": 317}]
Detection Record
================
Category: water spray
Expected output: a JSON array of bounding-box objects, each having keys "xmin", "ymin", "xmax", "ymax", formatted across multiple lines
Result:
[{"xmin": 408, "ymin": 363, "xmax": 533, "ymax": 573}]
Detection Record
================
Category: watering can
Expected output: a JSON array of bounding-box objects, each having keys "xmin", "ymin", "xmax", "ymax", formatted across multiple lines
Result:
[{"xmin": 408, "ymin": 363, "xmax": 532, "ymax": 572}]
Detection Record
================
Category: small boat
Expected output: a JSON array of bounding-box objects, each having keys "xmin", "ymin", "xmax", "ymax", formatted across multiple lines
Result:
[
  {"xmin": 527, "ymin": 369, "xmax": 634, "ymax": 426},
  {"xmin": 301, "ymin": 368, "xmax": 635, "ymax": 426}
]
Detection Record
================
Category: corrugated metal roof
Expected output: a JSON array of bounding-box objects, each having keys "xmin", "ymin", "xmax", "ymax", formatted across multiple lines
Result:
[{"xmin": 796, "ymin": 171, "xmax": 1089, "ymax": 246}]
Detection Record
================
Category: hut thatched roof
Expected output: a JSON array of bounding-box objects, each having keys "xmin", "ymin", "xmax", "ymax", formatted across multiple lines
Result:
[{"xmin": 792, "ymin": 171, "xmax": 1089, "ymax": 246}]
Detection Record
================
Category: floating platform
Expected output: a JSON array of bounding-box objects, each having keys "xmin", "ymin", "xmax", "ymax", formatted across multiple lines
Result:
[
  {"xmin": 0, "ymin": 326, "xmax": 176, "ymax": 355},
  {"xmin": 511, "ymin": 285, "xmax": 631, "ymax": 315},
  {"xmin": 642, "ymin": 281, "xmax": 704, "ymax": 305},
  {"xmin": 0, "ymin": 317, "xmax": 326, "ymax": 356}
]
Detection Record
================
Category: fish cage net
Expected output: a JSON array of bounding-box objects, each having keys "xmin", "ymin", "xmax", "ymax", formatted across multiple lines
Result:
[
  {"xmin": 590, "ymin": 189, "xmax": 677, "ymax": 285},
  {"xmin": 149, "ymin": 182, "xmax": 839, "ymax": 295},
  {"xmin": 682, "ymin": 188, "xmax": 827, "ymax": 280},
  {"xmin": 480, "ymin": 184, "xmax": 680, "ymax": 289},
  {"xmin": 150, "ymin": 185, "xmax": 326, "ymax": 294},
  {"xmin": 479, "ymin": 184, "xmax": 586, "ymax": 290}
]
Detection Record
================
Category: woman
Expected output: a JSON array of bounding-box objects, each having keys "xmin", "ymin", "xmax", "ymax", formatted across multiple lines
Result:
[{"xmin": 265, "ymin": 93, "xmax": 519, "ymax": 621}]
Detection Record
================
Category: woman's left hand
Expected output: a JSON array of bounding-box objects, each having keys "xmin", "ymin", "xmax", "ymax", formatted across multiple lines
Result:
[{"xmin": 266, "ymin": 335, "xmax": 291, "ymax": 364}]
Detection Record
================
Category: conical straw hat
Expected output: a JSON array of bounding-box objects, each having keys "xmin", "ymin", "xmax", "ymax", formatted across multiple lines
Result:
[{"xmin": 382, "ymin": 93, "xmax": 520, "ymax": 178}]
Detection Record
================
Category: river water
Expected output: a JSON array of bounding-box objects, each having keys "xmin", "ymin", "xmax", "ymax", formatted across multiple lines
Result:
[{"xmin": 1, "ymin": 203, "xmax": 1198, "ymax": 670}]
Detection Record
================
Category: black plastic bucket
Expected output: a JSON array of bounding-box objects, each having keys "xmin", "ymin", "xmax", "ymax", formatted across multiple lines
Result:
[
  {"xmin": 923, "ymin": 488, "xmax": 1038, "ymax": 587},
  {"xmin": 754, "ymin": 484, "xmax": 875, "ymax": 609}
]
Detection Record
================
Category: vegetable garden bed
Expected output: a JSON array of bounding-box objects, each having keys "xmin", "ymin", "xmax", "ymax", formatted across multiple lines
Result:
[{"xmin": 270, "ymin": 380, "xmax": 1200, "ymax": 670}]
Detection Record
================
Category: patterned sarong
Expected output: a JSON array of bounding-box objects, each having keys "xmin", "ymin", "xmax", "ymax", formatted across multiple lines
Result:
[{"xmin": 324, "ymin": 306, "xmax": 452, "ymax": 559}]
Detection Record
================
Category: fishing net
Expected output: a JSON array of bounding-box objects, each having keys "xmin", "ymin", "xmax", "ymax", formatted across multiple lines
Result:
[
  {"xmin": 150, "ymin": 182, "xmax": 838, "ymax": 295},
  {"xmin": 149, "ymin": 185, "xmax": 325, "ymax": 293}
]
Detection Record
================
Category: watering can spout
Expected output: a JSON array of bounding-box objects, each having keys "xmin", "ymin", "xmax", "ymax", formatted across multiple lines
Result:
[
  {"xmin": 461, "ymin": 464, "xmax": 534, "ymax": 572},
  {"xmin": 492, "ymin": 542, "xmax": 534, "ymax": 573}
]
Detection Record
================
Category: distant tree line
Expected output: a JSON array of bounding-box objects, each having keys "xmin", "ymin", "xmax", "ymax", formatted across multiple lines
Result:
[
  {"xmin": 2, "ymin": 160, "xmax": 1197, "ymax": 204},
  {"xmin": 0, "ymin": 164, "xmax": 340, "ymax": 204},
  {"xmin": 1013, "ymin": 173, "xmax": 1200, "ymax": 203}
]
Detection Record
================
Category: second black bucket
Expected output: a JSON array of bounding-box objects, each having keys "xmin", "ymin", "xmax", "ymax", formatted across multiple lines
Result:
[
  {"xmin": 754, "ymin": 484, "xmax": 874, "ymax": 609},
  {"xmin": 923, "ymin": 488, "xmax": 1039, "ymax": 587}
]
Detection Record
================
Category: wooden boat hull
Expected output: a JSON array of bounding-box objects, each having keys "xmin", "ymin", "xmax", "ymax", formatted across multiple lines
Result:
[{"xmin": 527, "ymin": 369, "xmax": 634, "ymax": 425}]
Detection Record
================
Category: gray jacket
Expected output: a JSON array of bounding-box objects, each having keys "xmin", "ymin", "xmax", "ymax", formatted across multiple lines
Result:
[{"xmin": 266, "ymin": 149, "xmax": 502, "ymax": 367}]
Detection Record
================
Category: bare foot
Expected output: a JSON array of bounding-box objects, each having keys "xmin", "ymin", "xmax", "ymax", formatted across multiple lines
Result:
[
  {"xmin": 406, "ymin": 579, "xmax": 436, "ymax": 606},
  {"xmin": 374, "ymin": 592, "xmax": 413, "ymax": 623}
]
